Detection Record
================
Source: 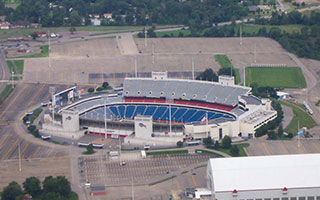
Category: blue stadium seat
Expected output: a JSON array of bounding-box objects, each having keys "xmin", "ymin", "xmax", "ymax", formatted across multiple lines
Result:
[
  {"xmin": 161, "ymin": 107, "xmax": 177, "ymax": 121},
  {"xmin": 172, "ymin": 108, "xmax": 187, "ymax": 121},
  {"xmin": 109, "ymin": 106, "xmax": 120, "ymax": 118},
  {"xmin": 118, "ymin": 105, "xmax": 125, "ymax": 119},
  {"xmin": 181, "ymin": 109, "xmax": 197, "ymax": 122},
  {"xmin": 153, "ymin": 106, "xmax": 167, "ymax": 120},
  {"xmin": 144, "ymin": 106, "xmax": 157, "ymax": 116},
  {"xmin": 211, "ymin": 113, "xmax": 223, "ymax": 120},
  {"xmin": 133, "ymin": 105, "xmax": 147, "ymax": 117},
  {"xmin": 125, "ymin": 105, "xmax": 135, "ymax": 119},
  {"xmin": 188, "ymin": 110, "xmax": 205, "ymax": 122}
]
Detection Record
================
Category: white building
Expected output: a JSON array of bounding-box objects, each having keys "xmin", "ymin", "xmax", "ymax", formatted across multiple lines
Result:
[{"xmin": 207, "ymin": 154, "xmax": 320, "ymax": 200}]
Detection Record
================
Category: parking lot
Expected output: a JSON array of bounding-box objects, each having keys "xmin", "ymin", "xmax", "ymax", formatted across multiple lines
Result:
[{"xmin": 78, "ymin": 153, "xmax": 213, "ymax": 187}]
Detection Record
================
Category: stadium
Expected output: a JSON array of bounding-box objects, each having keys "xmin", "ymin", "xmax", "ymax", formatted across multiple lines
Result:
[{"xmin": 42, "ymin": 72, "xmax": 277, "ymax": 146}]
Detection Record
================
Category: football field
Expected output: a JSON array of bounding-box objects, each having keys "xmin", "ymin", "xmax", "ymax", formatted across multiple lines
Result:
[{"xmin": 246, "ymin": 67, "xmax": 307, "ymax": 88}]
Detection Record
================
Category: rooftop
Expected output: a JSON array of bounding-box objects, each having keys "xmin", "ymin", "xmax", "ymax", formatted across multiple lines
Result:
[{"xmin": 208, "ymin": 154, "xmax": 320, "ymax": 192}]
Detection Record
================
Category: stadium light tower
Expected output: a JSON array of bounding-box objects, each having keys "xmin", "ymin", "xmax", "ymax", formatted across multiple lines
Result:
[
  {"xmin": 192, "ymin": 56, "xmax": 195, "ymax": 80},
  {"xmin": 103, "ymin": 96, "xmax": 108, "ymax": 139},
  {"xmin": 144, "ymin": 27, "xmax": 147, "ymax": 47},
  {"xmin": 240, "ymin": 25, "xmax": 242, "ymax": 45}
]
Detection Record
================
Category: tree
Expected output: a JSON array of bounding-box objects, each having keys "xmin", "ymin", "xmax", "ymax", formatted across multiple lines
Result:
[
  {"xmin": 230, "ymin": 145, "xmax": 239, "ymax": 156},
  {"xmin": 23, "ymin": 177, "xmax": 41, "ymax": 197},
  {"xmin": 87, "ymin": 88, "xmax": 94, "ymax": 93},
  {"xmin": 30, "ymin": 32, "xmax": 39, "ymax": 40},
  {"xmin": 196, "ymin": 68, "xmax": 218, "ymax": 82},
  {"xmin": 268, "ymin": 131, "xmax": 277, "ymax": 140},
  {"xmin": 27, "ymin": 125, "xmax": 36, "ymax": 133},
  {"xmin": 102, "ymin": 81, "xmax": 109, "ymax": 88},
  {"xmin": 70, "ymin": 10, "xmax": 82, "ymax": 26},
  {"xmin": 69, "ymin": 27, "xmax": 76, "ymax": 35},
  {"xmin": 176, "ymin": 141, "xmax": 183, "ymax": 148},
  {"xmin": 147, "ymin": 28, "xmax": 156, "ymax": 38},
  {"xmin": 86, "ymin": 144, "xmax": 94, "ymax": 154},
  {"xmin": 278, "ymin": 125, "xmax": 284, "ymax": 137},
  {"xmin": 2, "ymin": 181, "xmax": 23, "ymax": 200},
  {"xmin": 221, "ymin": 136, "xmax": 232, "ymax": 149},
  {"xmin": 203, "ymin": 136, "xmax": 213, "ymax": 147}
]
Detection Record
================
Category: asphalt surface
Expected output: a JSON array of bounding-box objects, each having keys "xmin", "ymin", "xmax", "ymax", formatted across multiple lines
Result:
[{"xmin": 0, "ymin": 49, "xmax": 10, "ymax": 91}]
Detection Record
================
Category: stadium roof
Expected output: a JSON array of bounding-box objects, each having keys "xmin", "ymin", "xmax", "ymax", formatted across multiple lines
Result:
[
  {"xmin": 208, "ymin": 154, "xmax": 320, "ymax": 193},
  {"xmin": 123, "ymin": 78, "xmax": 251, "ymax": 107}
]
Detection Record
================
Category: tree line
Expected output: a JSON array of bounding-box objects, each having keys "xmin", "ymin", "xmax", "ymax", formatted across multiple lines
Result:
[
  {"xmin": 1, "ymin": 176, "xmax": 77, "ymax": 200},
  {"xmin": 0, "ymin": 0, "xmax": 258, "ymax": 27}
]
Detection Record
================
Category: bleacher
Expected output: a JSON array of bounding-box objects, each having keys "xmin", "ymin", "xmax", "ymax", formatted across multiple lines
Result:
[
  {"xmin": 80, "ymin": 104, "xmax": 235, "ymax": 124},
  {"xmin": 123, "ymin": 78, "xmax": 251, "ymax": 107}
]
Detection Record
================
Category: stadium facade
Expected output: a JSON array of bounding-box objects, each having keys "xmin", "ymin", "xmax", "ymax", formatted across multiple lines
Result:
[{"xmin": 42, "ymin": 72, "xmax": 277, "ymax": 144}]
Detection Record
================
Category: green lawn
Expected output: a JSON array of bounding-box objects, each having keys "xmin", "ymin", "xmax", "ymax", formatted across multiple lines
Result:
[
  {"xmin": 246, "ymin": 67, "xmax": 306, "ymax": 88},
  {"xmin": 29, "ymin": 108, "xmax": 43, "ymax": 124},
  {"xmin": 7, "ymin": 60, "xmax": 24, "ymax": 75},
  {"xmin": 18, "ymin": 45, "xmax": 48, "ymax": 58},
  {"xmin": 0, "ymin": 25, "xmax": 181, "ymax": 39},
  {"xmin": 208, "ymin": 143, "xmax": 249, "ymax": 157},
  {"xmin": 215, "ymin": 55, "xmax": 233, "ymax": 68},
  {"xmin": 155, "ymin": 29, "xmax": 191, "ymax": 37},
  {"xmin": 214, "ymin": 54, "xmax": 241, "ymax": 84},
  {"xmin": 236, "ymin": 24, "xmax": 305, "ymax": 35},
  {"xmin": 0, "ymin": 84, "xmax": 15, "ymax": 105},
  {"xmin": 275, "ymin": 100, "xmax": 317, "ymax": 134},
  {"xmin": 146, "ymin": 150, "xmax": 188, "ymax": 156}
]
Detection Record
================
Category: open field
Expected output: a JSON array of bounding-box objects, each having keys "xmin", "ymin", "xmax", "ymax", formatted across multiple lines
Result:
[
  {"xmin": 275, "ymin": 100, "xmax": 317, "ymax": 134},
  {"xmin": 23, "ymin": 37, "xmax": 297, "ymax": 86},
  {"xmin": 208, "ymin": 143, "xmax": 249, "ymax": 157},
  {"xmin": 237, "ymin": 24, "xmax": 305, "ymax": 35},
  {"xmin": 246, "ymin": 67, "xmax": 307, "ymax": 88},
  {"xmin": 215, "ymin": 54, "xmax": 241, "ymax": 84}
]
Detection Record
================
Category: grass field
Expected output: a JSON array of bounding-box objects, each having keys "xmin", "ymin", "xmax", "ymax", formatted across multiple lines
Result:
[
  {"xmin": 208, "ymin": 143, "xmax": 249, "ymax": 157},
  {"xmin": 7, "ymin": 60, "xmax": 24, "ymax": 75},
  {"xmin": 0, "ymin": 25, "xmax": 181, "ymax": 39},
  {"xmin": 215, "ymin": 54, "xmax": 241, "ymax": 84},
  {"xmin": 146, "ymin": 150, "xmax": 188, "ymax": 156},
  {"xmin": 155, "ymin": 29, "xmax": 191, "ymax": 37},
  {"xmin": 18, "ymin": 46, "xmax": 48, "ymax": 58},
  {"xmin": 275, "ymin": 100, "xmax": 317, "ymax": 134},
  {"xmin": 0, "ymin": 84, "xmax": 15, "ymax": 105},
  {"xmin": 246, "ymin": 67, "xmax": 306, "ymax": 88},
  {"xmin": 236, "ymin": 24, "xmax": 305, "ymax": 35}
]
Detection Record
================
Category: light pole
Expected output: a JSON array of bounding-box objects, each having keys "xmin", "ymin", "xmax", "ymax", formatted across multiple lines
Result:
[
  {"xmin": 11, "ymin": 71, "xmax": 14, "ymax": 89},
  {"xmin": 103, "ymin": 96, "xmax": 108, "ymax": 139}
]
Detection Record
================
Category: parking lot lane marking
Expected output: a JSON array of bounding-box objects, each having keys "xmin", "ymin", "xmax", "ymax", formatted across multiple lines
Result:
[
  {"xmin": 0, "ymin": 133, "xmax": 11, "ymax": 149},
  {"xmin": 2, "ymin": 138, "xmax": 19, "ymax": 160}
]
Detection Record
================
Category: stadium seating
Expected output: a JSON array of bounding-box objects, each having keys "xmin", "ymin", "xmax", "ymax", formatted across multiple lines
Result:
[{"xmin": 81, "ymin": 104, "xmax": 235, "ymax": 123}]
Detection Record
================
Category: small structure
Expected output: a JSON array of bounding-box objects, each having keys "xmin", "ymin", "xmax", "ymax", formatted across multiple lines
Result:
[
  {"xmin": 218, "ymin": 75, "xmax": 234, "ymax": 86},
  {"xmin": 277, "ymin": 91, "xmax": 290, "ymax": 99},
  {"xmin": 90, "ymin": 186, "xmax": 106, "ymax": 196}
]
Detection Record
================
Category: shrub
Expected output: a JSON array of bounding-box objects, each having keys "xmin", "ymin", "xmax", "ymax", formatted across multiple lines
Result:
[
  {"xmin": 96, "ymin": 87, "xmax": 103, "ymax": 91},
  {"xmin": 27, "ymin": 125, "xmax": 36, "ymax": 133},
  {"xmin": 87, "ymin": 88, "xmax": 94, "ymax": 93},
  {"xmin": 230, "ymin": 145, "xmax": 239, "ymax": 156},
  {"xmin": 176, "ymin": 141, "xmax": 183, "ymax": 148},
  {"xmin": 221, "ymin": 136, "xmax": 232, "ymax": 149}
]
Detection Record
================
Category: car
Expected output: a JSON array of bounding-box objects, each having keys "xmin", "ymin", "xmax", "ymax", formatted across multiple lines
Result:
[
  {"xmin": 120, "ymin": 161, "xmax": 126, "ymax": 166},
  {"xmin": 41, "ymin": 102, "xmax": 50, "ymax": 107},
  {"xmin": 144, "ymin": 144, "xmax": 150, "ymax": 150}
]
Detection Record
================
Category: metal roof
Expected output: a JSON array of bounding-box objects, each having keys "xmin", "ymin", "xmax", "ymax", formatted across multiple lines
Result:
[
  {"xmin": 208, "ymin": 154, "xmax": 320, "ymax": 192},
  {"xmin": 123, "ymin": 78, "xmax": 251, "ymax": 107}
]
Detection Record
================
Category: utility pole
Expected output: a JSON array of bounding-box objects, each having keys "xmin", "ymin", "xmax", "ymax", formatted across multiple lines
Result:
[
  {"xmin": 169, "ymin": 103, "xmax": 172, "ymax": 136},
  {"xmin": 152, "ymin": 43, "xmax": 155, "ymax": 65},
  {"xmin": 144, "ymin": 27, "xmax": 147, "ymax": 47},
  {"xmin": 104, "ymin": 96, "xmax": 108, "ymax": 139},
  {"xmin": 192, "ymin": 56, "xmax": 195, "ymax": 80},
  {"xmin": 48, "ymin": 30, "xmax": 51, "ymax": 68},
  {"xmin": 254, "ymin": 43, "xmax": 257, "ymax": 63},
  {"xmin": 131, "ymin": 177, "xmax": 135, "ymax": 200},
  {"xmin": 240, "ymin": 25, "xmax": 242, "ymax": 45},
  {"xmin": 244, "ymin": 67, "xmax": 246, "ymax": 86},
  {"xmin": 134, "ymin": 56, "xmax": 138, "ymax": 78},
  {"xmin": 18, "ymin": 141, "xmax": 21, "ymax": 172},
  {"xmin": 11, "ymin": 71, "xmax": 14, "ymax": 89}
]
